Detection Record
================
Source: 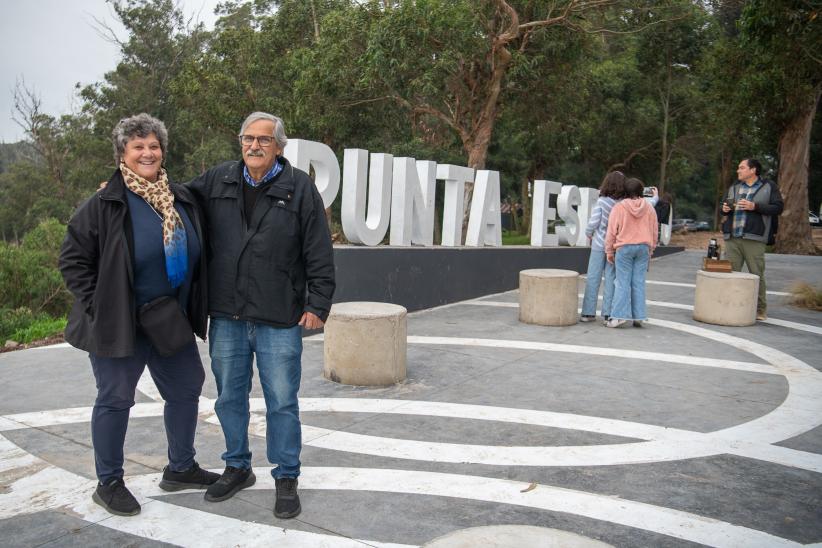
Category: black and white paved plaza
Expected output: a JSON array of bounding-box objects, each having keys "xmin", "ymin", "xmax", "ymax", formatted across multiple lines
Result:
[{"xmin": 1, "ymin": 250, "xmax": 821, "ymax": 547}]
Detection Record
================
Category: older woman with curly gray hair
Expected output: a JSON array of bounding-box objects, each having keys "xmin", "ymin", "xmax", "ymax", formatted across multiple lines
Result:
[{"xmin": 59, "ymin": 113, "xmax": 218, "ymax": 516}]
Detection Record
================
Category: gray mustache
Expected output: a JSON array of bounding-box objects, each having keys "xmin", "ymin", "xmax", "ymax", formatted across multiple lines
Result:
[{"xmin": 246, "ymin": 150, "xmax": 265, "ymax": 157}]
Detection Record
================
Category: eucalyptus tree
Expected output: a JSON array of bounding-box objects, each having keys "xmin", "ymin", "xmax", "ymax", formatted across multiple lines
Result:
[
  {"xmin": 80, "ymin": 0, "xmax": 210, "ymax": 179},
  {"xmin": 737, "ymin": 0, "xmax": 821, "ymax": 254},
  {"xmin": 632, "ymin": 0, "xmax": 709, "ymax": 195}
]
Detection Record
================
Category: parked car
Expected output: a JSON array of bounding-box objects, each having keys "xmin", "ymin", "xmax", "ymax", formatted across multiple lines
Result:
[
  {"xmin": 672, "ymin": 218, "xmax": 695, "ymax": 232},
  {"xmin": 695, "ymin": 221, "xmax": 711, "ymax": 231},
  {"xmin": 810, "ymin": 211, "xmax": 821, "ymax": 227}
]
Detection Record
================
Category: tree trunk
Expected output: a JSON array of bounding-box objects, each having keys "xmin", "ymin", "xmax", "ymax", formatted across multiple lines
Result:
[
  {"xmin": 520, "ymin": 177, "xmax": 531, "ymax": 236},
  {"xmin": 658, "ymin": 52, "xmax": 672, "ymax": 195},
  {"xmin": 773, "ymin": 86, "xmax": 821, "ymax": 255},
  {"xmin": 714, "ymin": 148, "xmax": 734, "ymax": 229}
]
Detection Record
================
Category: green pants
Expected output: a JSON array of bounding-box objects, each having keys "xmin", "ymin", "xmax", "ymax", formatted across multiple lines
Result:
[{"xmin": 724, "ymin": 237, "xmax": 767, "ymax": 313}]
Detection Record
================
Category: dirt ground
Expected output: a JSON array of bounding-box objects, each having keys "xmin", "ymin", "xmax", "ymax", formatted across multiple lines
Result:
[{"xmin": 669, "ymin": 227, "xmax": 822, "ymax": 251}]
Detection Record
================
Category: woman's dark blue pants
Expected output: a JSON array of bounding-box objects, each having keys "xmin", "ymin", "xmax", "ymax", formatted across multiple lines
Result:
[{"xmin": 89, "ymin": 337, "xmax": 205, "ymax": 484}]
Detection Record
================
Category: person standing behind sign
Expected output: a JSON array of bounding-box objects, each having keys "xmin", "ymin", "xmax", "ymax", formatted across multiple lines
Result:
[
  {"xmin": 604, "ymin": 177, "xmax": 658, "ymax": 328},
  {"xmin": 580, "ymin": 171, "xmax": 627, "ymax": 322},
  {"xmin": 720, "ymin": 158, "xmax": 783, "ymax": 321}
]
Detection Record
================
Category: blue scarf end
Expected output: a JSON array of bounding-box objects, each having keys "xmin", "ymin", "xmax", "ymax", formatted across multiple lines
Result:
[{"xmin": 165, "ymin": 227, "xmax": 189, "ymax": 288}]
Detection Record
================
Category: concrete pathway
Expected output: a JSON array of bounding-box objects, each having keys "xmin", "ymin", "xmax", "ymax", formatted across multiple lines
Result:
[{"xmin": 1, "ymin": 250, "xmax": 820, "ymax": 547}]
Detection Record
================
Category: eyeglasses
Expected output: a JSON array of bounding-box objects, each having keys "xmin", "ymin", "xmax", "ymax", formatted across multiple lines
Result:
[{"xmin": 239, "ymin": 135, "xmax": 275, "ymax": 147}]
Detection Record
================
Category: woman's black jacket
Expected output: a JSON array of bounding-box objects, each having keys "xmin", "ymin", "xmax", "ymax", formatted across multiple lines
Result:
[{"xmin": 59, "ymin": 170, "xmax": 208, "ymax": 358}]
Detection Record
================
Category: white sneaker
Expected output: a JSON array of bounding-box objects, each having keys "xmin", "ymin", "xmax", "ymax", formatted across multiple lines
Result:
[
  {"xmin": 580, "ymin": 315, "xmax": 596, "ymax": 322},
  {"xmin": 605, "ymin": 318, "xmax": 627, "ymax": 328}
]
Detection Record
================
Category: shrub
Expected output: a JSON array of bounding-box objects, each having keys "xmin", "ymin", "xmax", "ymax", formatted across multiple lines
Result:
[
  {"xmin": 8, "ymin": 315, "xmax": 67, "ymax": 345},
  {"xmin": 0, "ymin": 218, "xmax": 72, "ymax": 317},
  {"xmin": 789, "ymin": 282, "xmax": 822, "ymax": 311},
  {"xmin": 0, "ymin": 307, "xmax": 66, "ymax": 345}
]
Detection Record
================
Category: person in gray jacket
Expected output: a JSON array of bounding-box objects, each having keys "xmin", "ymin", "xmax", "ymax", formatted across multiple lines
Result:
[
  {"xmin": 720, "ymin": 158, "xmax": 784, "ymax": 320},
  {"xmin": 187, "ymin": 112, "xmax": 335, "ymax": 519}
]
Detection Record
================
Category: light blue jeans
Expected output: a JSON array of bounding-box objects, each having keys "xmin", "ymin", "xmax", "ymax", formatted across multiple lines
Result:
[
  {"xmin": 610, "ymin": 244, "xmax": 650, "ymax": 321},
  {"xmin": 582, "ymin": 249, "xmax": 615, "ymax": 318},
  {"xmin": 209, "ymin": 318, "xmax": 303, "ymax": 479}
]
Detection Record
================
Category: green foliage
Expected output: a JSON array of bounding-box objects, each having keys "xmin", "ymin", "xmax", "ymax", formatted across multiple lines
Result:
[
  {"xmin": 501, "ymin": 230, "xmax": 530, "ymax": 245},
  {"xmin": 738, "ymin": 0, "xmax": 822, "ymax": 125},
  {"xmin": 1, "ymin": 0, "xmax": 819, "ymax": 252},
  {"xmin": 0, "ymin": 219, "xmax": 72, "ymax": 317},
  {"xmin": 0, "ymin": 310, "xmax": 66, "ymax": 346}
]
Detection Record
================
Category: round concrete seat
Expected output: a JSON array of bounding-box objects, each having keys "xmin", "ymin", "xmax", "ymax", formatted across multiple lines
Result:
[
  {"xmin": 518, "ymin": 269, "xmax": 579, "ymax": 326},
  {"xmin": 693, "ymin": 270, "xmax": 759, "ymax": 326},
  {"xmin": 323, "ymin": 301, "xmax": 407, "ymax": 386}
]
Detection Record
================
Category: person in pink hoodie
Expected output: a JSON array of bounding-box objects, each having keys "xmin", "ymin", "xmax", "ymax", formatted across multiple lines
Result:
[{"xmin": 604, "ymin": 178, "xmax": 658, "ymax": 328}]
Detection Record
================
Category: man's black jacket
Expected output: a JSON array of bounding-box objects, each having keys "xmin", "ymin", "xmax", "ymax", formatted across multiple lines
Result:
[
  {"xmin": 59, "ymin": 171, "xmax": 208, "ymax": 357},
  {"xmin": 721, "ymin": 179, "xmax": 784, "ymax": 244},
  {"xmin": 187, "ymin": 158, "xmax": 335, "ymax": 326}
]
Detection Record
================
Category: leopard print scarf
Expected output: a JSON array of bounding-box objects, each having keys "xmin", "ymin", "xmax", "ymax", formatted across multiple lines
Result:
[{"xmin": 120, "ymin": 161, "xmax": 189, "ymax": 288}]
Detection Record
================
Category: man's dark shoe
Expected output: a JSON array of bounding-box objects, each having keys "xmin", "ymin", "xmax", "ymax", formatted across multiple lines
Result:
[
  {"xmin": 204, "ymin": 466, "xmax": 256, "ymax": 502},
  {"xmin": 92, "ymin": 478, "xmax": 140, "ymax": 516},
  {"xmin": 159, "ymin": 462, "xmax": 220, "ymax": 492},
  {"xmin": 274, "ymin": 477, "xmax": 301, "ymax": 519}
]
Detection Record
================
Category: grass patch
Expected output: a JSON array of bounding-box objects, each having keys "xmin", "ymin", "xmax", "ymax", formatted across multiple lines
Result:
[
  {"xmin": 789, "ymin": 282, "xmax": 822, "ymax": 311},
  {"xmin": 1, "ymin": 308, "xmax": 66, "ymax": 345},
  {"xmin": 502, "ymin": 230, "xmax": 531, "ymax": 245}
]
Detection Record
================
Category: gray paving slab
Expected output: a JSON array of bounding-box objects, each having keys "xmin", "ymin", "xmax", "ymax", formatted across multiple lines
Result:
[
  {"xmin": 0, "ymin": 510, "xmax": 176, "ymax": 548},
  {"xmin": 1, "ymin": 249, "xmax": 821, "ymax": 547}
]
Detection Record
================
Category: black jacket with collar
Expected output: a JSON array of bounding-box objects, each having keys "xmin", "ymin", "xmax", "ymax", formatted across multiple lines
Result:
[
  {"xmin": 186, "ymin": 157, "xmax": 335, "ymax": 326},
  {"xmin": 720, "ymin": 178, "xmax": 784, "ymax": 244},
  {"xmin": 59, "ymin": 171, "xmax": 208, "ymax": 358}
]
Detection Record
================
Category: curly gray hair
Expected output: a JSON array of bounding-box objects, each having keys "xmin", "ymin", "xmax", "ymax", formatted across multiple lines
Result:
[
  {"xmin": 239, "ymin": 112, "xmax": 288, "ymax": 149},
  {"xmin": 111, "ymin": 113, "xmax": 169, "ymax": 165}
]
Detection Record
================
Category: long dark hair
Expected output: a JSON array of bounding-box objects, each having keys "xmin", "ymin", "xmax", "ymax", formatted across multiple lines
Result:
[
  {"xmin": 624, "ymin": 177, "xmax": 644, "ymax": 199},
  {"xmin": 599, "ymin": 171, "xmax": 627, "ymax": 199}
]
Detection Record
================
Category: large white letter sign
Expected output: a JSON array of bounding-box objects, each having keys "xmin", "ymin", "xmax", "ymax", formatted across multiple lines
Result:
[
  {"xmin": 341, "ymin": 149, "xmax": 393, "ymax": 246},
  {"xmin": 530, "ymin": 180, "xmax": 562, "ymax": 246},
  {"xmin": 283, "ymin": 139, "xmax": 340, "ymax": 208},
  {"xmin": 465, "ymin": 170, "xmax": 502, "ymax": 247},
  {"xmin": 556, "ymin": 185, "xmax": 581, "ymax": 246},
  {"xmin": 390, "ymin": 158, "xmax": 436, "ymax": 246},
  {"xmin": 437, "ymin": 164, "xmax": 475, "ymax": 247},
  {"xmin": 575, "ymin": 187, "xmax": 599, "ymax": 246}
]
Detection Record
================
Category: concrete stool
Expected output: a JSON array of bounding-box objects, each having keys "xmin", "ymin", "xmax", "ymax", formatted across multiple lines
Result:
[
  {"xmin": 518, "ymin": 269, "xmax": 579, "ymax": 326},
  {"xmin": 323, "ymin": 301, "xmax": 407, "ymax": 386},
  {"xmin": 693, "ymin": 270, "xmax": 759, "ymax": 326}
]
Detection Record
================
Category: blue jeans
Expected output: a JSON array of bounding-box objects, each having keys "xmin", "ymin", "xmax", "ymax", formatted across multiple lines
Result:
[
  {"xmin": 89, "ymin": 336, "xmax": 204, "ymax": 484},
  {"xmin": 611, "ymin": 244, "xmax": 650, "ymax": 321},
  {"xmin": 209, "ymin": 318, "xmax": 303, "ymax": 479},
  {"xmin": 581, "ymin": 249, "xmax": 615, "ymax": 318}
]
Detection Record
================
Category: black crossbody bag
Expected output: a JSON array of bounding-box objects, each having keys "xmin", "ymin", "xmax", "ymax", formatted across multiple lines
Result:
[{"xmin": 138, "ymin": 296, "xmax": 194, "ymax": 357}]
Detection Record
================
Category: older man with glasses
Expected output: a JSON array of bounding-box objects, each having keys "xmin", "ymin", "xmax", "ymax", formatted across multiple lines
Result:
[{"xmin": 187, "ymin": 112, "xmax": 335, "ymax": 519}]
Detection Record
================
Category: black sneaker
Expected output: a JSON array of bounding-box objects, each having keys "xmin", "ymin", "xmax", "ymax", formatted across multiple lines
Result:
[
  {"xmin": 274, "ymin": 477, "xmax": 301, "ymax": 519},
  {"xmin": 204, "ymin": 466, "xmax": 256, "ymax": 502},
  {"xmin": 159, "ymin": 462, "xmax": 220, "ymax": 492},
  {"xmin": 92, "ymin": 478, "xmax": 141, "ymax": 516}
]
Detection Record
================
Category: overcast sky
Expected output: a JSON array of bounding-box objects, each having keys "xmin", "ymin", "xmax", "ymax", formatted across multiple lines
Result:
[{"xmin": 0, "ymin": 0, "xmax": 221, "ymax": 143}]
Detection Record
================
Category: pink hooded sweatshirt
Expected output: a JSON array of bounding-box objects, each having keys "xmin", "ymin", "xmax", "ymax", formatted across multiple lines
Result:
[{"xmin": 605, "ymin": 197, "xmax": 658, "ymax": 257}]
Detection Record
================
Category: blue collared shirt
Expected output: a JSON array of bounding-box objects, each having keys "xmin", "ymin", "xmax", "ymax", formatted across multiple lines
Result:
[{"xmin": 243, "ymin": 158, "xmax": 283, "ymax": 187}]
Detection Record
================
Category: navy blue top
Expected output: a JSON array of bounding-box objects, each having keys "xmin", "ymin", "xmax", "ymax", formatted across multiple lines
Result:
[{"xmin": 126, "ymin": 189, "xmax": 200, "ymax": 310}]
